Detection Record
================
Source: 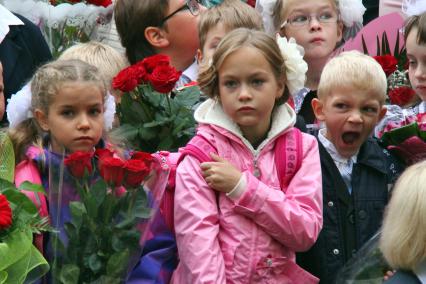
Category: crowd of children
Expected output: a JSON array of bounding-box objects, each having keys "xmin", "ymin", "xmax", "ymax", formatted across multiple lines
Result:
[{"xmin": 2, "ymin": 0, "xmax": 426, "ymax": 283}]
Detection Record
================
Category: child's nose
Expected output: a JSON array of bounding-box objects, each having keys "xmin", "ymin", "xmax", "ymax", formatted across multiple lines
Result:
[
  {"xmin": 77, "ymin": 114, "xmax": 91, "ymax": 130},
  {"xmin": 238, "ymin": 85, "xmax": 252, "ymax": 101},
  {"xmin": 309, "ymin": 17, "xmax": 322, "ymax": 31},
  {"xmin": 347, "ymin": 111, "xmax": 363, "ymax": 123}
]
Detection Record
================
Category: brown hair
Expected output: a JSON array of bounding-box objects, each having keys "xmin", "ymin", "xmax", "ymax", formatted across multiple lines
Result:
[
  {"xmin": 198, "ymin": 0, "xmax": 264, "ymax": 50},
  {"xmin": 198, "ymin": 28, "xmax": 289, "ymax": 101},
  {"xmin": 114, "ymin": 0, "xmax": 169, "ymax": 64},
  {"xmin": 404, "ymin": 12, "xmax": 426, "ymax": 45},
  {"xmin": 8, "ymin": 60, "xmax": 107, "ymax": 162}
]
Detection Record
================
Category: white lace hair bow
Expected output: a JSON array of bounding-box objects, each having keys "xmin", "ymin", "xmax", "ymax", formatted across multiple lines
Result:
[
  {"xmin": 276, "ymin": 35, "xmax": 308, "ymax": 96},
  {"xmin": 402, "ymin": 0, "xmax": 426, "ymax": 16},
  {"xmin": 6, "ymin": 83, "xmax": 116, "ymax": 131},
  {"xmin": 339, "ymin": 0, "xmax": 367, "ymax": 41}
]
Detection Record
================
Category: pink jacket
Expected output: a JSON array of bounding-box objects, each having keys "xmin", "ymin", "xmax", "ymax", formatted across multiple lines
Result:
[{"xmin": 172, "ymin": 100, "xmax": 322, "ymax": 284}]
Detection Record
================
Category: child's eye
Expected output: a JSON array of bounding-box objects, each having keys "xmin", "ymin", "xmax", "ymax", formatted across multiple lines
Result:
[
  {"xmin": 362, "ymin": 106, "xmax": 378, "ymax": 113},
  {"xmin": 61, "ymin": 110, "xmax": 74, "ymax": 117},
  {"xmin": 408, "ymin": 59, "xmax": 417, "ymax": 67},
  {"xmin": 318, "ymin": 11, "xmax": 334, "ymax": 21},
  {"xmin": 334, "ymin": 103, "xmax": 347, "ymax": 109},
  {"xmin": 224, "ymin": 80, "xmax": 238, "ymax": 89},
  {"xmin": 251, "ymin": 79, "xmax": 264, "ymax": 87},
  {"xmin": 289, "ymin": 15, "xmax": 308, "ymax": 24},
  {"xmin": 89, "ymin": 108, "xmax": 102, "ymax": 116}
]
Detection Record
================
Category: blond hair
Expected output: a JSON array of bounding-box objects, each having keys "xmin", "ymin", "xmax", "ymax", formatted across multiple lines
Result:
[
  {"xmin": 198, "ymin": 28, "xmax": 289, "ymax": 101},
  {"xmin": 317, "ymin": 51, "xmax": 387, "ymax": 104},
  {"xmin": 198, "ymin": 0, "xmax": 264, "ymax": 50},
  {"xmin": 59, "ymin": 41, "xmax": 128, "ymax": 88},
  {"xmin": 380, "ymin": 160, "xmax": 426, "ymax": 270},
  {"xmin": 273, "ymin": 0, "xmax": 339, "ymax": 34},
  {"xmin": 8, "ymin": 60, "xmax": 107, "ymax": 162}
]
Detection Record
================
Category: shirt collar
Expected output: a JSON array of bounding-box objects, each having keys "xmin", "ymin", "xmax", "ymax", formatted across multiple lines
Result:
[
  {"xmin": 415, "ymin": 261, "xmax": 426, "ymax": 283},
  {"xmin": 0, "ymin": 4, "xmax": 24, "ymax": 44},
  {"xmin": 318, "ymin": 128, "xmax": 358, "ymax": 164},
  {"xmin": 182, "ymin": 59, "xmax": 198, "ymax": 82}
]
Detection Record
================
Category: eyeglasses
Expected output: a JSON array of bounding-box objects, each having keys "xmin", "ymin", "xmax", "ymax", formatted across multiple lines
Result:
[
  {"xmin": 161, "ymin": 0, "xmax": 201, "ymax": 24},
  {"xmin": 281, "ymin": 11, "xmax": 339, "ymax": 28}
]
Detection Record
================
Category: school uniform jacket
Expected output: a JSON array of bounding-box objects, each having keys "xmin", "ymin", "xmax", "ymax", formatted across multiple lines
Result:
[
  {"xmin": 297, "ymin": 137, "xmax": 403, "ymax": 284},
  {"xmin": 171, "ymin": 99, "xmax": 323, "ymax": 284}
]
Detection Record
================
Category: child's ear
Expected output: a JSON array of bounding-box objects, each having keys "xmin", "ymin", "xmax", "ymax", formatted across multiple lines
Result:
[
  {"xmin": 336, "ymin": 21, "xmax": 344, "ymax": 42},
  {"xmin": 145, "ymin": 26, "xmax": 170, "ymax": 48},
  {"xmin": 312, "ymin": 98, "xmax": 325, "ymax": 121},
  {"xmin": 378, "ymin": 105, "xmax": 387, "ymax": 122},
  {"xmin": 196, "ymin": 49, "xmax": 203, "ymax": 64},
  {"xmin": 34, "ymin": 109, "xmax": 49, "ymax": 131}
]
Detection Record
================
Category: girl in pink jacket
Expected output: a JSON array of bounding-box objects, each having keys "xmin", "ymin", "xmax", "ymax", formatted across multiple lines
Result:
[{"xmin": 172, "ymin": 28, "xmax": 323, "ymax": 284}]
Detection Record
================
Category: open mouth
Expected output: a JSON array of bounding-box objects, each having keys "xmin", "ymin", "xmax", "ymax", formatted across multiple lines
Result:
[{"xmin": 342, "ymin": 131, "xmax": 360, "ymax": 145}]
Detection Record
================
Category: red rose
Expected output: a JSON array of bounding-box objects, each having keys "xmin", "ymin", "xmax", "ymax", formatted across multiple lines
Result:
[
  {"xmin": 99, "ymin": 157, "xmax": 125, "ymax": 186},
  {"xmin": 131, "ymin": 151, "xmax": 154, "ymax": 168},
  {"xmin": 149, "ymin": 65, "xmax": 182, "ymax": 93},
  {"xmin": 142, "ymin": 54, "xmax": 171, "ymax": 74},
  {"xmin": 87, "ymin": 0, "xmax": 112, "ymax": 7},
  {"xmin": 373, "ymin": 55, "xmax": 398, "ymax": 76},
  {"xmin": 64, "ymin": 151, "xmax": 94, "ymax": 178},
  {"xmin": 123, "ymin": 159, "xmax": 150, "ymax": 188},
  {"xmin": 0, "ymin": 194, "xmax": 12, "ymax": 230},
  {"xmin": 388, "ymin": 86, "xmax": 416, "ymax": 107},
  {"xmin": 112, "ymin": 66, "xmax": 140, "ymax": 92},
  {"xmin": 95, "ymin": 148, "xmax": 114, "ymax": 160}
]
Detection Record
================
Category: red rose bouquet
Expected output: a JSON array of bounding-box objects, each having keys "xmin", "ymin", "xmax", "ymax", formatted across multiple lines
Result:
[
  {"xmin": 49, "ymin": 149, "xmax": 169, "ymax": 283},
  {"xmin": 379, "ymin": 113, "xmax": 426, "ymax": 165},
  {"xmin": 0, "ymin": 132, "xmax": 50, "ymax": 284},
  {"xmin": 113, "ymin": 54, "xmax": 200, "ymax": 153},
  {"xmin": 366, "ymin": 32, "xmax": 417, "ymax": 107}
]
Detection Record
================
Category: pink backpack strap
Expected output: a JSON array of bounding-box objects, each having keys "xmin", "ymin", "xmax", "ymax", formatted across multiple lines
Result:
[
  {"xmin": 15, "ymin": 156, "xmax": 48, "ymax": 254},
  {"xmin": 274, "ymin": 127, "xmax": 303, "ymax": 190},
  {"xmin": 159, "ymin": 135, "xmax": 217, "ymax": 233}
]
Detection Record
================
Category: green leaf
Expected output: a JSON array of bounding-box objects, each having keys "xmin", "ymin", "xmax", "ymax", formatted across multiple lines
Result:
[
  {"xmin": 59, "ymin": 264, "xmax": 80, "ymax": 284},
  {"xmin": 2, "ymin": 189, "xmax": 39, "ymax": 218},
  {"xmin": 0, "ymin": 271, "xmax": 7, "ymax": 284},
  {"xmin": 174, "ymin": 86, "xmax": 201, "ymax": 107},
  {"xmin": 106, "ymin": 250, "xmax": 130, "ymax": 278},
  {"xmin": 18, "ymin": 181, "xmax": 46, "ymax": 194},
  {"xmin": 0, "ymin": 179, "xmax": 17, "ymax": 193},
  {"xmin": 69, "ymin": 201, "xmax": 86, "ymax": 230},
  {"xmin": 394, "ymin": 31, "xmax": 400, "ymax": 58},
  {"xmin": 88, "ymin": 254, "xmax": 102, "ymax": 273},
  {"xmin": 91, "ymin": 180, "xmax": 107, "ymax": 207},
  {"xmin": 111, "ymin": 124, "xmax": 139, "ymax": 141},
  {"xmin": 137, "ymin": 126, "xmax": 157, "ymax": 140}
]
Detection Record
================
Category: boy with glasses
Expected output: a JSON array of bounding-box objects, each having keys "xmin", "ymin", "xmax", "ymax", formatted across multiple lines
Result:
[{"xmin": 114, "ymin": 0, "xmax": 205, "ymax": 87}]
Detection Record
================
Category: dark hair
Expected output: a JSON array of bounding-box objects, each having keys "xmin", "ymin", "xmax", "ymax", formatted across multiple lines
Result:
[
  {"xmin": 404, "ymin": 13, "xmax": 426, "ymax": 45},
  {"xmin": 114, "ymin": 0, "xmax": 169, "ymax": 64}
]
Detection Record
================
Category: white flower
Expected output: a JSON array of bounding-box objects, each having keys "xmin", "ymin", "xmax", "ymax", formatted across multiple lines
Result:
[
  {"xmin": 6, "ymin": 83, "xmax": 33, "ymax": 128},
  {"xmin": 104, "ymin": 92, "xmax": 116, "ymax": 131},
  {"xmin": 339, "ymin": 0, "xmax": 366, "ymax": 27},
  {"xmin": 276, "ymin": 35, "xmax": 308, "ymax": 96}
]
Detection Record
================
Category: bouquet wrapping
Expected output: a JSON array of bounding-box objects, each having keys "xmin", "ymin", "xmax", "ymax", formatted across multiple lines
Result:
[
  {"xmin": 45, "ymin": 148, "xmax": 169, "ymax": 283},
  {"xmin": 379, "ymin": 113, "xmax": 426, "ymax": 165}
]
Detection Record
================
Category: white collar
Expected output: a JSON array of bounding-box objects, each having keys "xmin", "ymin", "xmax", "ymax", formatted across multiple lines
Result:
[
  {"xmin": 318, "ymin": 128, "xmax": 358, "ymax": 164},
  {"xmin": 182, "ymin": 59, "xmax": 198, "ymax": 82},
  {"xmin": 0, "ymin": 4, "xmax": 24, "ymax": 44},
  {"xmin": 415, "ymin": 261, "xmax": 426, "ymax": 283}
]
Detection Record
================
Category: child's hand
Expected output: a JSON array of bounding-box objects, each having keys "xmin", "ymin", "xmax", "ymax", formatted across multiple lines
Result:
[{"xmin": 200, "ymin": 153, "xmax": 242, "ymax": 193}]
